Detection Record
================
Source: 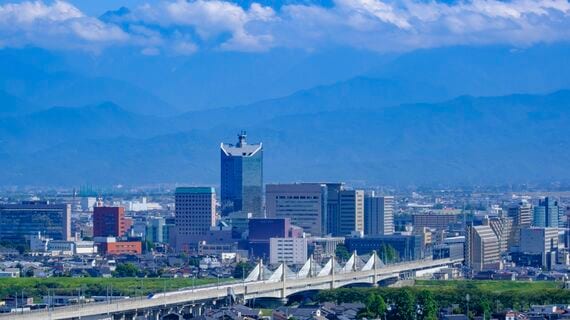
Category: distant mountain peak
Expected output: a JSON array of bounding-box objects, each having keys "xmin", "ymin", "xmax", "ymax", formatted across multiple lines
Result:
[{"xmin": 99, "ymin": 7, "xmax": 131, "ymax": 23}]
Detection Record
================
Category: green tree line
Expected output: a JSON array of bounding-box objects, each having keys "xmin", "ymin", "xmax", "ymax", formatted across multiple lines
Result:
[{"xmin": 317, "ymin": 281, "xmax": 570, "ymax": 319}]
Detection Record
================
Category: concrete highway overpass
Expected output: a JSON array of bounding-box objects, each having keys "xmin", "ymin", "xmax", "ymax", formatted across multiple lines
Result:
[{"xmin": 3, "ymin": 252, "xmax": 462, "ymax": 320}]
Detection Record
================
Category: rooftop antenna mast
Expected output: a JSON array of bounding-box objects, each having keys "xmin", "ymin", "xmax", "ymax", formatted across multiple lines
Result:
[{"xmin": 237, "ymin": 130, "xmax": 247, "ymax": 147}]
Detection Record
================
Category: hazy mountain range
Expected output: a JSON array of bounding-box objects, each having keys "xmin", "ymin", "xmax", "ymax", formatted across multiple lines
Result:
[
  {"xmin": 3, "ymin": 44, "xmax": 570, "ymax": 114},
  {"xmin": 0, "ymin": 84, "xmax": 569, "ymax": 186},
  {"xmin": 1, "ymin": 44, "xmax": 570, "ymax": 187}
]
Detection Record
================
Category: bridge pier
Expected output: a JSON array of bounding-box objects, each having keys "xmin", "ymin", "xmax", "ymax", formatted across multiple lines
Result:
[
  {"xmin": 331, "ymin": 255, "xmax": 335, "ymax": 290},
  {"xmin": 281, "ymin": 263, "xmax": 287, "ymax": 302},
  {"xmin": 373, "ymin": 251, "xmax": 379, "ymax": 286},
  {"xmin": 161, "ymin": 313, "xmax": 183, "ymax": 320},
  {"xmin": 148, "ymin": 309, "xmax": 161, "ymax": 320},
  {"xmin": 191, "ymin": 303, "xmax": 205, "ymax": 316}
]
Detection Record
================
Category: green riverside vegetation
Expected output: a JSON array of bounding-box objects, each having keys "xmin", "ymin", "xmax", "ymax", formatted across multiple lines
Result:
[
  {"xmin": 0, "ymin": 277, "xmax": 225, "ymax": 301},
  {"xmin": 3, "ymin": 277, "xmax": 569, "ymax": 318},
  {"xmin": 317, "ymin": 280, "xmax": 570, "ymax": 319}
]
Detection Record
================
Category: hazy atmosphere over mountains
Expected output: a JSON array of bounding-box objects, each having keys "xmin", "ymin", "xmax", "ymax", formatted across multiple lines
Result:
[{"xmin": 1, "ymin": 0, "xmax": 570, "ymax": 186}]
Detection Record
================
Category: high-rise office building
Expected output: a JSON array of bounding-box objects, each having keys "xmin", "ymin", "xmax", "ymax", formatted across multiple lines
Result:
[
  {"xmin": 325, "ymin": 183, "xmax": 343, "ymax": 236},
  {"xmin": 533, "ymin": 197, "xmax": 560, "ymax": 228},
  {"xmin": 175, "ymin": 187, "xmax": 216, "ymax": 252},
  {"xmin": 338, "ymin": 189, "xmax": 365, "ymax": 236},
  {"xmin": 364, "ymin": 194, "xmax": 394, "ymax": 236},
  {"xmin": 93, "ymin": 206, "xmax": 130, "ymax": 238},
  {"xmin": 465, "ymin": 224, "xmax": 500, "ymax": 272},
  {"xmin": 0, "ymin": 201, "xmax": 71, "ymax": 242},
  {"xmin": 220, "ymin": 131, "xmax": 263, "ymax": 217},
  {"xmin": 508, "ymin": 200, "xmax": 532, "ymax": 249},
  {"xmin": 266, "ymin": 183, "xmax": 327, "ymax": 236}
]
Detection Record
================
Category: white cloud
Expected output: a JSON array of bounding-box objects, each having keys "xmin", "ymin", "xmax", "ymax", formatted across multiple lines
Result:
[
  {"xmin": 0, "ymin": 0, "xmax": 570, "ymax": 53},
  {"xmin": 172, "ymin": 40, "xmax": 198, "ymax": 55},
  {"xmin": 0, "ymin": 0, "xmax": 82, "ymax": 23},
  {"xmin": 335, "ymin": 0, "xmax": 411, "ymax": 29},
  {"xmin": 141, "ymin": 46, "xmax": 160, "ymax": 55},
  {"xmin": 0, "ymin": 0, "xmax": 128, "ymax": 50},
  {"xmin": 149, "ymin": 0, "xmax": 275, "ymax": 50}
]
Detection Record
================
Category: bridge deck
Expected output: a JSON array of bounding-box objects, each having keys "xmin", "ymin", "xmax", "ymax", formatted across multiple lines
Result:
[{"xmin": 2, "ymin": 258, "xmax": 461, "ymax": 320}]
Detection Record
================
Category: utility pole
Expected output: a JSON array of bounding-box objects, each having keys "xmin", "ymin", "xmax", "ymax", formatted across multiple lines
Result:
[
  {"xmin": 331, "ymin": 255, "xmax": 335, "ymax": 290},
  {"xmin": 163, "ymin": 277, "xmax": 167, "ymax": 307},
  {"xmin": 281, "ymin": 263, "xmax": 287, "ymax": 303}
]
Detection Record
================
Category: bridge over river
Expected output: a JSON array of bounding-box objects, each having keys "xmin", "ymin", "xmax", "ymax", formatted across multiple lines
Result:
[{"xmin": 3, "ymin": 252, "xmax": 462, "ymax": 320}]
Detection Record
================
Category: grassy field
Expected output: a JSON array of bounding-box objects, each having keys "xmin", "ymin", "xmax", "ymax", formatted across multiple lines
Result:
[
  {"xmin": 415, "ymin": 280, "xmax": 561, "ymax": 293},
  {"xmin": 0, "ymin": 277, "xmax": 229, "ymax": 301}
]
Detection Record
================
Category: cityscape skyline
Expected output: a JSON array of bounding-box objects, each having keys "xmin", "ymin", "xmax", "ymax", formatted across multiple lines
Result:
[{"xmin": 1, "ymin": 1, "xmax": 570, "ymax": 318}]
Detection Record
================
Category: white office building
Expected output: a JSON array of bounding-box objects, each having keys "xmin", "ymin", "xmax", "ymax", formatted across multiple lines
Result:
[{"xmin": 270, "ymin": 237, "xmax": 308, "ymax": 265}]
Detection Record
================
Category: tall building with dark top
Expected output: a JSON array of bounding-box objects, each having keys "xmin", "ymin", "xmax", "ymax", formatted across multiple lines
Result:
[
  {"xmin": 220, "ymin": 131, "xmax": 263, "ymax": 217},
  {"xmin": 93, "ymin": 206, "xmax": 130, "ymax": 237},
  {"xmin": 0, "ymin": 201, "xmax": 71, "ymax": 242}
]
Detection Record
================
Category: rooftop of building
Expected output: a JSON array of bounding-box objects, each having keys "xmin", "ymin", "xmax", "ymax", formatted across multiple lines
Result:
[
  {"xmin": 220, "ymin": 131, "xmax": 262, "ymax": 157},
  {"xmin": 175, "ymin": 187, "xmax": 215, "ymax": 194},
  {"xmin": 0, "ymin": 201, "xmax": 69, "ymax": 209}
]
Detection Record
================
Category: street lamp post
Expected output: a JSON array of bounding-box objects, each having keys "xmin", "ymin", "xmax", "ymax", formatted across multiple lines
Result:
[{"xmin": 466, "ymin": 293, "xmax": 470, "ymax": 318}]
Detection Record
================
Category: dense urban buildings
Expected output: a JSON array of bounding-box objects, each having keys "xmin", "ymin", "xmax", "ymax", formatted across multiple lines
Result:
[
  {"xmin": 345, "ymin": 234, "xmax": 424, "ymax": 261},
  {"xmin": 266, "ymin": 183, "xmax": 327, "ymax": 236},
  {"xmin": 175, "ymin": 187, "xmax": 216, "ymax": 252},
  {"xmin": 412, "ymin": 213, "xmax": 457, "ymax": 231},
  {"xmin": 364, "ymin": 194, "xmax": 394, "ymax": 236},
  {"xmin": 248, "ymin": 218, "xmax": 291, "ymax": 258},
  {"xmin": 265, "ymin": 183, "xmax": 368, "ymax": 237},
  {"xmin": 93, "ymin": 206, "xmax": 130, "ymax": 238},
  {"xmin": 0, "ymin": 201, "xmax": 71, "ymax": 242},
  {"xmin": 3, "ymin": 130, "xmax": 570, "ymax": 318},
  {"xmin": 220, "ymin": 131, "xmax": 263, "ymax": 217}
]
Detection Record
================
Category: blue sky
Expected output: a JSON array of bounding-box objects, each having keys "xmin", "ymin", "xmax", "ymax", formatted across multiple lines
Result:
[{"xmin": 1, "ymin": 0, "xmax": 570, "ymax": 55}]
